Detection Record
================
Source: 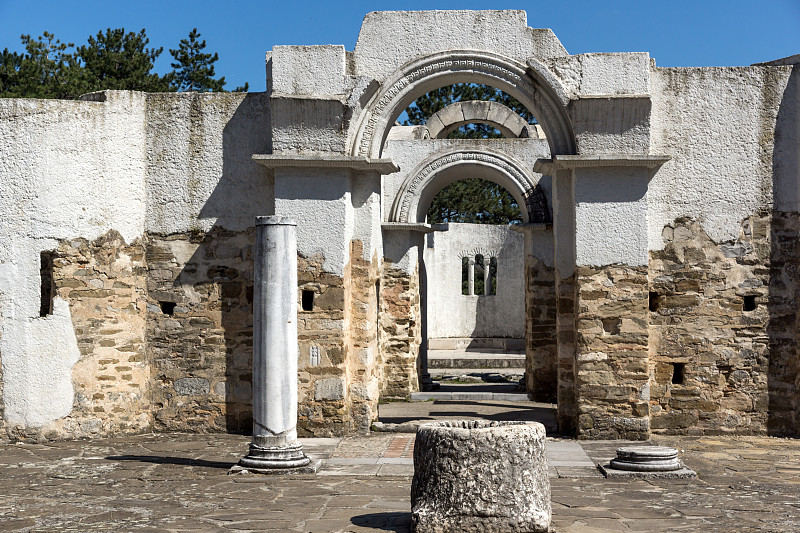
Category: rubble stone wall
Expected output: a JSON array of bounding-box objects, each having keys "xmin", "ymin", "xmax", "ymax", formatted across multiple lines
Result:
[
  {"xmin": 8, "ymin": 231, "xmax": 150, "ymax": 441},
  {"xmin": 146, "ymin": 228, "xmax": 255, "ymax": 434},
  {"xmin": 379, "ymin": 265, "xmax": 422, "ymax": 399},
  {"xmin": 575, "ymin": 265, "xmax": 650, "ymax": 440},
  {"xmin": 525, "ymin": 257, "xmax": 557, "ymax": 402},
  {"xmin": 649, "ymin": 215, "xmax": 796, "ymax": 436}
]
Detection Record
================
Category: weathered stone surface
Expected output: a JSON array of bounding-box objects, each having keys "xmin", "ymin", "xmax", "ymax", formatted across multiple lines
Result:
[
  {"xmin": 526, "ymin": 257, "xmax": 557, "ymax": 402},
  {"xmin": 378, "ymin": 265, "xmax": 421, "ymax": 399},
  {"xmin": 411, "ymin": 421, "xmax": 550, "ymax": 532},
  {"xmin": 649, "ymin": 216, "xmax": 783, "ymax": 436},
  {"xmin": 575, "ymin": 265, "xmax": 650, "ymax": 440}
]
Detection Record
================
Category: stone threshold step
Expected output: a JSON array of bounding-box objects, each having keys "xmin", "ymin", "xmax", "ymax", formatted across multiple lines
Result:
[
  {"xmin": 410, "ymin": 392, "xmax": 530, "ymax": 401},
  {"xmin": 429, "ymin": 367, "xmax": 525, "ymax": 374},
  {"xmin": 429, "ymin": 337, "xmax": 525, "ymax": 351},
  {"xmin": 428, "ymin": 355, "xmax": 526, "ymax": 369}
]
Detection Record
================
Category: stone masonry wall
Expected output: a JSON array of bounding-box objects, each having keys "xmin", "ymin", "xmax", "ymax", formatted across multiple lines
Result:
[
  {"xmin": 525, "ymin": 257, "xmax": 557, "ymax": 403},
  {"xmin": 649, "ymin": 215, "xmax": 795, "ymax": 436},
  {"xmin": 378, "ymin": 265, "xmax": 421, "ymax": 399},
  {"xmin": 345, "ymin": 241, "xmax": 381, "ymax": 433},
  {"xmin": 555, "ymin": 275, "xmax": 577, "ymax": 436},
  {"xmin": 9, "ymin": 231, "xmax": 150, "ymax": 441},
  {"xmin": 576, "ymin": 265, "xmax": 650, "ymax": 440},
  {"xmin": 146, "ymin": 228, "xmax": 255, "ymax": 434},
  {"xmin": 296, "ymin": 250, "xmax": 353, "ymax": 436}
]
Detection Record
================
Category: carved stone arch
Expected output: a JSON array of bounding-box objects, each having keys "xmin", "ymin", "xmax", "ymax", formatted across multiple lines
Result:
[
  {"xmin": 388, "ymin": 149, "xmax": 550, "ymax": 224},
  {"xmin": 426, "ymin": 100, "xmax": 534, "ymax": 139},
  {"xmin": 350, "ymin": 50, "xmax": 575, "ymax": 158}
]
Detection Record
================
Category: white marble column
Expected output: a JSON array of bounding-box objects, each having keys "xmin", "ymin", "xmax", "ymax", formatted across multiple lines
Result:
[
  {"xmin": 236, "ymin": 216, "xmax": 313, "ymax": 473},
  {"xmin": 482, "ymin": 256, "xmax": 491, "ymax": 296},
  {"xmin": 468, "ymin": 257, "xmax": 475, "ymax": 296}
]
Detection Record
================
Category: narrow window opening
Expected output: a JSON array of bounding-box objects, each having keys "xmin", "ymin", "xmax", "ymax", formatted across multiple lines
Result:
[
  {"xmin": 39, "ymin": 251, "xmax": 56, "ymax": 317},
  {"xmin": 159, "ymin": 301, "xmax": 176, "ymax": 316},
  {"xmin": 672, "ymin": 362, "xmax": 685, "ymax": 385},
  {"xmin": 743, "ymin": 295, "xmax": 757, "ymax": 312},
  {"xmin": 474, "ymin": 254, "xmax": 485, "ymax": 295},
  {"xmin": 461, "ymin": 257, "xmax": 469, "ymax": 295},
  {"xmin": 649, "ymin": 291, "xmax": 660, "ymax": 312},
  {"xmin": 489, "ymin": 256, "xmax": 497, "ymax": 295},
  {"xmin": 302, "ymin": 290, "xmax": 314, "ymax": 311}
]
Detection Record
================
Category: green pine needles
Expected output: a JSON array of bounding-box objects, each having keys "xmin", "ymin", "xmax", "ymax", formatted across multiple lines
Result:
[{"xmin": 0, "ymin": 28, "xmax": 248, "ymax": 98}]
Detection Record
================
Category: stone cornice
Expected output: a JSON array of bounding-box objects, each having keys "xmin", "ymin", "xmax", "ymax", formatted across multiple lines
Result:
[
  {"xmin": 533, "ymin": 154, "xmax": 671, "ymax": 174},
  {"xmin": 253, "ymin": 153, "xmax": 399, "ymax": 174},
  {"xmin": 381, "ymin": 222, "xmax": 434, "ymax": 233}
]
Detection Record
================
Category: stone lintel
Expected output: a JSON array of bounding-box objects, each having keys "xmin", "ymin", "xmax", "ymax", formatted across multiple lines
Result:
[
  {"xmin": 510, "ymin": 222, "xmax": 551, "ymax": 233},
  {"xmin": 534, "ymin": 154, "xmax": 671, "ymax": 174},
  {"xmin": 253, "ymin": 153, "xmax": 399, "ymax": 175},
  {"xmin": 381, "ymin": 222, "xmax": 434, "ymax": 233}
]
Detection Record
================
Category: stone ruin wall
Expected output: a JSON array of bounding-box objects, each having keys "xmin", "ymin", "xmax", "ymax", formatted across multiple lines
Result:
[
  {"xmin": 0, "ymin": 12, "xmax": 798, "ymax": 442},
  {"xmin": 378, "ymin": 264, "xmax": 421, "ymax": 399},
  {"xmin": 648, "ymin": 214, "xmax": 799, "ymax": 437},
  {"xmin": 525, "ymin": 257, "xmax": 557, "ymax": 403}
]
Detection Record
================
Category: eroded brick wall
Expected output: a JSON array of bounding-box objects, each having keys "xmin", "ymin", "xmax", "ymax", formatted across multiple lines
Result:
[
  {"xmin": 525, "ymin": 257, "xmax": 557, "ymax": 402},
  {"xmin": 378, "ymin": 265, "xmax": 421, "ymax": 399},
  {"xmin": 575, "ymin": 265, "xmax": 650, "ymax": 440},
  {"xmin": 146, "ymin": 228, "xmax": 255, "ymax": 434}
]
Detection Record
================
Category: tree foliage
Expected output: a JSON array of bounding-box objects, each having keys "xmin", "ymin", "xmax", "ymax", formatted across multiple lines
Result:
[
  {"xmin": 0, "ymin": 32, "xmax": 84, "ymax": 98},
  {"xmin": 77, "ymin": 28, "xmax": 171, "ymax": 92},
  {"xmin": 404, "ymin": 84, "xmax": 532, "ymax": 224},
  {"xmin": 0, "ymin": 28, "xmax": 248, "ymax": 98},
  {"xmin": 427, "ymin": 178, "xmax": 522, "ymax": 224},
  {"xmin": 170, "ymin": 28, "xmax": 225, "ymax": 92}
]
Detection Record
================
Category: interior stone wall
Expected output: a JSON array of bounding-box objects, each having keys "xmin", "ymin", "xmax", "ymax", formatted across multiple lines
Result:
[
  {"xmin": 295, "ymin": 250, "xmax": 350, "ymax": 436},
  {"xmin": 575, "ymin": 265, "xmax": 650, "ymax": 440},
  {"xmin": 378, "ymin": 265, "xmax": 422, "ymax": 399},
  {"xmin": 648, "ymin": 214, "xmax": 796, "ymax": 436},
  {"xmin": 555, "ymin": 275, "xmax": 577, "ymax": 435},
  {"xmin": 525, "ymin": 257, "xmax": 557, "ymax": 402},
  {"xmin": 8, "ymin": 231, "xmax": 150, "ymax": 441},
  {"xmin": 146, "ymin": 228, "xmax": 255, "ymax": 434},
  {"xmin": 345, "ymin": 241, "xmax": 381, "ymax": 433}
]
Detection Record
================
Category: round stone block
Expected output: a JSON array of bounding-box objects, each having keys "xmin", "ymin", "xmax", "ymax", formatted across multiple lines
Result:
[
  {"xmin": 610, "ymin": 446, "xmax": 681, "ymax": 472},
  {"xmin": 411, "ymin": 420, "xmax": 550, "ymax": 532}
]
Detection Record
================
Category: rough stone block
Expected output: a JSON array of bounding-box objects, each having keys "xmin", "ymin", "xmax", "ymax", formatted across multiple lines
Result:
[
  {"xmin": 315, "ymin": 377, "xmax": 346, "ymax": 401},
  {"xmin": 411, "ymin": 421, "xmax": 550, "ymax": 532}
]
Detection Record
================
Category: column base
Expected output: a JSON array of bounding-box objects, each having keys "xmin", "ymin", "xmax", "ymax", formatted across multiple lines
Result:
[{"xmin": 230, "ymin": 441, "xmax": 318, "ymax": 475}]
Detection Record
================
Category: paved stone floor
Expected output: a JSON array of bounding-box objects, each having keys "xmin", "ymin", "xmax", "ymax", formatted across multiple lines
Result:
[{"xmin": 2, "ymin": 432, "xmax": 800, "ymax": 532}]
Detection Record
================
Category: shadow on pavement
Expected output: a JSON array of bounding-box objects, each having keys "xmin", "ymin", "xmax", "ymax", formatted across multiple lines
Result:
[
  {"xmin": 105, "ymin": 455, "xmax": 235, "ymax": 469},
  {"xmin": 350, "ymin": 512, "xmax": 411, "ymax": 532}
]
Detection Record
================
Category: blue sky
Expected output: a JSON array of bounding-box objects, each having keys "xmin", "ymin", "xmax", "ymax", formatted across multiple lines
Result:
[{"xmin": 1, "ymin": 0, "xmax": 798, "ymax": 92}]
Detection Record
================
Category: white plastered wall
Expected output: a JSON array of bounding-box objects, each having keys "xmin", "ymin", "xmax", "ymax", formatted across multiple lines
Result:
[
  {"xmin": 0, "ymin": 92, "xmax": 147, "ymax": 427},
  {"xmin": 648, "ymin": 66, "xmax": 793, "ymax": 249},
  {"xmin": 424, "ymin": 223, "xmax": 532, "ymax": 339}
]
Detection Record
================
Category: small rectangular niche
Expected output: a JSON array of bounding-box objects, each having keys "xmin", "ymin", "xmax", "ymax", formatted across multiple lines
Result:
[
  {"xmin": 649, "ymin": 291, "xmax": 660, "ymax": 312},
  {"xmin": 302, "ymin": 290, "xmax": 314, "ymax": 311},
  {"xmin": 39, "ymin": 251, "xmax": 56, "ymax": 317},
  {"xmin": 671, "ymin": 362, "xmax": 685, "ymax": 385},
  {"xmin": 743, "ymin": 295, "xmax": 757, "ymax": 312},
  {"xmin": 159, "ymin": 301, "xmax": 177, "ymax": 316}
]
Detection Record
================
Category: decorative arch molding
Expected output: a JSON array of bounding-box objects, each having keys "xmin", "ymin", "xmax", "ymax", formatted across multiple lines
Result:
[
  {"xmin": 426, "ymin": 100, "xmax": 533, "ymax": 139},
  {"xmin": 457, "ymin": 247, "xmax": 500, "ymax": 260},
  {"xmin": 388, "ymin": 149, "xmax": 550, "ymax": 224},
  {"xmin": 350, "ymin": 50, "xmax": 576, "ymax": 158}
]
